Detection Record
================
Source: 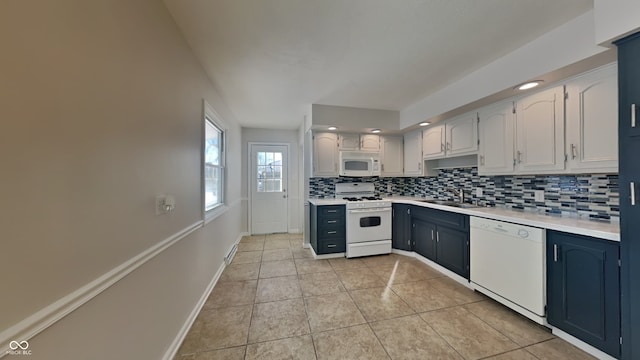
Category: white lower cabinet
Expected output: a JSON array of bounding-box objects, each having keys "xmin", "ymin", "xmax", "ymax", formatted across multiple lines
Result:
[
  {"xmin": 565, "ymin": 64, "xmax": 618, "ymax": 173},
  {"xmin": 478, "ymin": 102, "xmax": 515, "ymax": 175},
  {"xmin": 403, "ymin": 130, "xmax": 423, "ymax": 176},
  {"xmin": 380, "ymin": 136, "xmax": 404, "ymax": 177},
  {"xmin": 515, "ymin": 86, "xmax": 565, "ymax": 174}
]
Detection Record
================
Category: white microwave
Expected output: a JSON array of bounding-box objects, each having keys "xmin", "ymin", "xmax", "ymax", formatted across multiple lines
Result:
[{"xmin": 339, "ymin": 151, "xmax": 381, "ymax": 177}]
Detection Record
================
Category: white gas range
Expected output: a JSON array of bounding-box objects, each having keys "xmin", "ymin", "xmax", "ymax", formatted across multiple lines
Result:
[{"xmin": 335, "ymin": 183, "xmax": 392, "ymax": 258}]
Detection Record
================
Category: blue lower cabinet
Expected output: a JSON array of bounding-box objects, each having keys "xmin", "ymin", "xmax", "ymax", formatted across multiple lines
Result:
[
  {"xmin": 392, "ymin": 204, "xmax": 413, "ymax": 251},
  {"xmin": 413, "ymin": 219, "xmax": 436, "ymax": 261},
  {"xmin": 435, "ymin": 226, "xmax": 469, "ymax": 279},
  {"xmin": 310, "ymin": 204, "xmax": 346, "ymax": 255},
  {"xmin": 547, "ymin": 230, "xmax": 620, "ymax": 358}
]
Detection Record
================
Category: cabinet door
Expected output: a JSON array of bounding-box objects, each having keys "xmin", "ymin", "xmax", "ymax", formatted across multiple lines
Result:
[
  {"xmin": 615, "ymin": 32, "xmax": 640, "ymax": 360},
  {"xmin": 478, "ymin": 102, "xmax": 515, "ymax": 175},
  {"xmin": 566, "ymin": 64, "xmax": 618, "ymax": 173},
  {"xmin": 338, "ymin": 133, "xmax": 360, "ymax": 151},
  {"xmin": 547, "ymin": 231, "xmax": 620, "ymax": 358},
  {"xmin": 413, "ymin": 219, "xmax": 436, "ymax": 261},
  {"xmin": 313, "ymin": 132, "xmax": 339, "ymax": 177},
  {"xmin": 360, "ymin": 134, "xmax": 381, "ymax": 152},
  {"xmin": 381, "ymin": 136, "xmax": 404, "ymax": 177},
  {"xmin": 515, "ymin": 86, "xmax": 565, "ymax": 173},
  {"xmin": 392, "ymin": 204, "xmax": 412, "ymax": 251},
  {"xmin": 422, "ymin": 125, "xmax": 445, "ymax": 159},
  {"xmin": 436, "ymin": 226, "xmax": 469, "ymax": 279},
  {"xmin": 446, "ymin": 113, "xmax": 478, "ymax": 156},
  {"xmin": 403, "ymin": 130, "xmax": 423, "ymax": 176}
]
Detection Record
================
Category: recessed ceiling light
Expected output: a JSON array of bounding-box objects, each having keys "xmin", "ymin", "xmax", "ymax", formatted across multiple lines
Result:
[
  {"xmin": 327, "ymin": 126, "xmax": 337, "ymax": 130},
  {"xmin": 371, "ymin": 129, "xmax": 381, "ymax": 133},
  {"xmin": 419, "ymin": 122, "xmax": 430, "ymax": 126},
  {"xmin": 516, "ymin": 81, "xmax": 543, "ymax": 91}
]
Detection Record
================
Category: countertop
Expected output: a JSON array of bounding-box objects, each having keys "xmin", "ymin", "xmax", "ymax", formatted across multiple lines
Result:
[{"xmin": 308, "ymin": 196, "xmax": 620, "ymax": 242}]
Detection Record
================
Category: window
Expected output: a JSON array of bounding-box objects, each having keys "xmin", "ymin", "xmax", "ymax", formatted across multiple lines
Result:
[
  {"xmin": 204, "ymin": 102, "xmax": 225, "ymax": 213},
  {"xmin": 256, "ymin": 151, "xmax": 283, "ymax": 192}
]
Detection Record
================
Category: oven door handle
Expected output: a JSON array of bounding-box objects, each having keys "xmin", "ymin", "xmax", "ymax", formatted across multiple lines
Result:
[{"xmin": 348, "ymin": 208, "xmax": 391, "ymax": 214}]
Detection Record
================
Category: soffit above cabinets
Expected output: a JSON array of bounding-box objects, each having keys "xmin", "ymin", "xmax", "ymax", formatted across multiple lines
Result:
[{"xmin": 164, "ymin": 0, "xmax": 593, "ymax": 130}]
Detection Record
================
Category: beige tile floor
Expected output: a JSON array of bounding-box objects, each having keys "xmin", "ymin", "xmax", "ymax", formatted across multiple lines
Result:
[{"xmin": 176, "ymin": 233, "xmax": 596, "ymax": 360}]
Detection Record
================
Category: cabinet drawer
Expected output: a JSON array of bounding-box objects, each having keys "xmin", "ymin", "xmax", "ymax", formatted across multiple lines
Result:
[
  {"xmin": 318, "ymin": 205, "xmax": 345, "ymax": 217},
  {"xmin": 318, "ymin": 217, "xmax": 344, "ymax": 227},
  {"xmin": 318, "ymin": 238, "xmax": 346, "ymax": 254},
  {"xmin": 411, "ymin": 206, "xmax": 467, "ymax": 230},
  {"xmin": 317, "ymin": 226, "xmax": 344, "ymax": 239}
]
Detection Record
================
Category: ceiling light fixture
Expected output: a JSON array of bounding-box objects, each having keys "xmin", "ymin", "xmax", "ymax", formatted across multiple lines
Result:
[
  {"xmin": 327, "ymin": 126, "xmax": 337, "ymax": 130},
  {"xmin": 419, "ymin": 122, "xmax": 430, "ymax": 126},
  {"xmin": 371, "ymin": 129, "xmax": 381, "ymax": 133},
  {"xmin": 516, "ymin": 80, "xmax": 543, "ymax": 91}
]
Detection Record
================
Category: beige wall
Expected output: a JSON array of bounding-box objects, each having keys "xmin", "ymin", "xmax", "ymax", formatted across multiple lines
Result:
[
  {"xmin": 0, "ymin": 0, "xmax": 244, "ymax": 358},
  {"xmin": 241, "ymin": 128, "xmax": 302, "ymax": 233}
]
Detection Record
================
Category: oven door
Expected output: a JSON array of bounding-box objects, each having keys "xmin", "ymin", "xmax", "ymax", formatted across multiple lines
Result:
[{"xmin": 346, "ymin": 207, "xmax": 392, "ymax": 243}]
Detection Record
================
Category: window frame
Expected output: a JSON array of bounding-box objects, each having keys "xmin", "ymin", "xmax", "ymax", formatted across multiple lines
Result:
[{"xmin": 203, "ymin": 100, "xmax": 227, "ymax": 222}]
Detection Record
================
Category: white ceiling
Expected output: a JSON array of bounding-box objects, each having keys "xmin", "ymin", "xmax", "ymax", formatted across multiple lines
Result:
[{"xmin": 164, "ymin": 0, "xmax": 593, "ymax": 130}]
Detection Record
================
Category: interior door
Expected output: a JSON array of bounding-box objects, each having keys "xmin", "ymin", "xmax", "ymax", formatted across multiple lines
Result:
[{"xmin": 251, "ymin": 144, "xmax": 288, "ymax": 234}]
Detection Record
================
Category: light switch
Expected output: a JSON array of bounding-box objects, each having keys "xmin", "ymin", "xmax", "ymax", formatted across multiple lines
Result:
[{"xmin": 156, "ymin": 195, "xmax": 176, "ymax": 215}]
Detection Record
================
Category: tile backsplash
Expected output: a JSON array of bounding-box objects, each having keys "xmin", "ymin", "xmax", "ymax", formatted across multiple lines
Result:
[{"xmin": 309, "ymin": 167, "xmax": 619, "ymax": 221}]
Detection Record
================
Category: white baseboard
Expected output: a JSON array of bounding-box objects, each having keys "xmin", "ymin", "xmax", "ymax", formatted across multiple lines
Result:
[
  {"xmin": 288, "ymin": 229, "xmax": 301, "ymax": 234},
  {"xmin": 163, "ymin": 231, "xmax": 245, "ymax": 360},
  {"xmin": 412, "ymin": 253, "xmax": 472, "ymax": 289},
  {"xmin": 163, "ymin": 259, "xmax": 226, "ymax": 360},
  {"xmin": 551, "ymin": 328, "xmax": 617, "ymax": 360},
  {"xmin": 0, "ymin": 220, "xmax": 204, "ymax": 357},
  {"xmin": 310, "ymin": 246, "xmax": 345, "ymax": 259}
]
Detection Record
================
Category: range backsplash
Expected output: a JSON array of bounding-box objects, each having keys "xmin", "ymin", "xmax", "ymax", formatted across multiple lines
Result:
[{"xmin": 309, "ymin": 167, "xmax": 619, "ymax": 221}]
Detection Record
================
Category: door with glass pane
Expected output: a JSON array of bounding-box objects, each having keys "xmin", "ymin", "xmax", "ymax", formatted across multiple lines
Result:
[{"xmin": 251, "ymin": 144, "xmax": 288, "ymax": 234}]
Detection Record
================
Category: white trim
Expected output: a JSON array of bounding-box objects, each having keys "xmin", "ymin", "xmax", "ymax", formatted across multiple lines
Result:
[
  {"xmin": 247, "ymin": 142, "xmax": 291, "ymax": 234},
  {"xmin": 551, "ymin": 327, "xmax": 618, "ymax": 360},
  {"xmin": 0, "ymin": 221, "xmax": 204, "ymax": 356},
  {"xmin": 163, "ymin": 232, "xmax": 246, "ymax": 360},
  {"xmin": 204, "ymin": 197, "xmax": 244, "ymax": 225},
  {"xmin": 310, "ymin": 246, "xmax": 345, "ymax": 259},
  {"xmin": 202, "ymin": 99, "xmax": 228, "ymax": 222},
  {"xmin": 288, "ymin": 228, "xmax": 301, "ymax": 234},
  {"xmin": 412, "ymin": 253, "xmax": 473, "ymax": 289}
]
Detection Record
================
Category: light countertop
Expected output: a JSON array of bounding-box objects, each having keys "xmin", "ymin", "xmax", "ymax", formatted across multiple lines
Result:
[{"xmin": 308, "ymin": 196, "xmax": 619, "ymax": 242}]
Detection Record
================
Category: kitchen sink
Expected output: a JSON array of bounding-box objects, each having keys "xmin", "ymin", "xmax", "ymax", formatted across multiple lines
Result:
[{"xmin": 416, "ymin": 199, "xmax": 480, "ymax": 208}]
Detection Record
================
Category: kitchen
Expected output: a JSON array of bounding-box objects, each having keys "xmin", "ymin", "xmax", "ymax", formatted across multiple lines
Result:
[
  {"xmin": 3, "ymin": 1, "xmax": 640, "ymax": 359},
  {"xmin": 305, "ymin": 61, "xmax": 621, "ymax": 359}
]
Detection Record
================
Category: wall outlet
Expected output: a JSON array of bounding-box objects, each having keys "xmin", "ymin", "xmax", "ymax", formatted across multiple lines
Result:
[
  {"xmin": 476, "ymin": 188, "xmax": 483, "ymax": 197},
  {"xmin": 387, "ymin": 183, "xmax": 393, "ymax": 193},
  {"xmin": 534, "ymin": 190, "xmax": 545, "ymax": 202}
]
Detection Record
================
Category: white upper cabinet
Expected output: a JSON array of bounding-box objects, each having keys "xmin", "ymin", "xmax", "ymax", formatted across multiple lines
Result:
[
  {"xmin": 565, "ymin": 64, "xmax": 618, "ymax": 173},
  {"xmin": 403, "ymin": 130, "xmax": 423, "ymax": 176},
  {"xmin": 445, "ymin": 113, "xmax": 479, "ymax": 156},
  {"xmin": 422, "ymin": 113, "xmax": 478, "ymax": 160},
  {"xmin": 380, "ymin": 136, "xmax": 404, "ymax": 177},
  {"xmin": 313, "ymin": 132, "xmax": 339, "ymax": 177},
  {"xmin": 360, "ymin": 134, "xmax": 381, "ymax": 152},
  {"xmin": 422, "ymin": 125, "xmax": 445, "ymax": 159},
  {"xmin": 338, "ymin": 133, "xmax": 380, "ymax": 152},
  {"xmin": 338, "ymin": 133, "xmax": 360, "ymax": 151},
  {"xmin": 515, "ymin": 86, "xmax": 565, "ymax": 173},
  {"xmin": 478, "ymin": 102, "xmax": 515, "ymax": 175}
]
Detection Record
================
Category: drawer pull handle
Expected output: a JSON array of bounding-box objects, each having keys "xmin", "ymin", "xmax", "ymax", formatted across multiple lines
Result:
[
  {"xmin": 632, "ymin": 104, "xmax": 636, "ymax": 128},
  {"xmin": 327, "ymin": 244, "xmax": 337, "ymax": 248},
  {"xmin": 327, "ymin": 231, "xmax": 337, "ymax": 234},
  {"xmin": 632, "ymin": 182, "xmax": 637, "ymax": 206},
  {"xmin": 327, "ymin": 210, "xmax": 337, "ymax": 213},
  {"xmin": 327, "ymin": 220, "xmax": 337, "ymax": 224}
]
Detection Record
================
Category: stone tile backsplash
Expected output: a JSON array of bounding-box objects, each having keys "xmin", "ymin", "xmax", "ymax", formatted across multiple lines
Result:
[{"xmin": 309, "ymin": 167, "xmax": 619, "ymax": 221}]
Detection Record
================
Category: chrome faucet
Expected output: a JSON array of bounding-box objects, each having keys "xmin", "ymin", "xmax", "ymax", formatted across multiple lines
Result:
[{"xmin": 448, "ymin": 187, "xmax": 464, "ymax": 203}]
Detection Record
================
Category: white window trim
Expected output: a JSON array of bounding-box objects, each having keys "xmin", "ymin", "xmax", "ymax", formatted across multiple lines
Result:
[{"xmin": 203, "ymin": 100, "xmax": 228, "ymax": 224}]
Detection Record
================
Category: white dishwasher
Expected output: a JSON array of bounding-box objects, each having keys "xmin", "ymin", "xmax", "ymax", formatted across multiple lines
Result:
[{"xmin": 470, "ymin": 217, "xmax": 546, "ymax": 324}]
